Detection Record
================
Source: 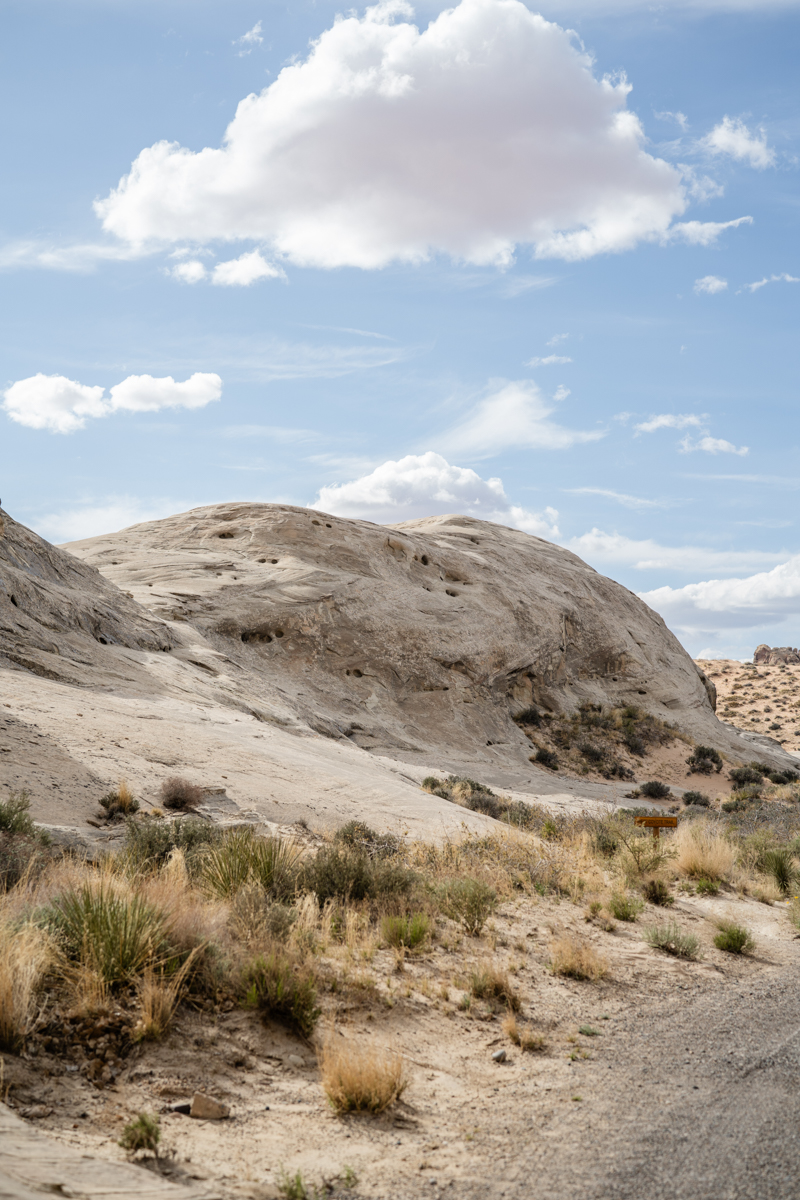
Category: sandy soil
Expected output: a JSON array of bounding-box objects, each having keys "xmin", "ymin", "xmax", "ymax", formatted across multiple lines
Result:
[
  {"xmin": 5, "ymin": 885, "xmax": 798, "ymax": 1199},
  {"xmin": 698, "ymin": 658, "xmax": 800, "ymax": 755}
]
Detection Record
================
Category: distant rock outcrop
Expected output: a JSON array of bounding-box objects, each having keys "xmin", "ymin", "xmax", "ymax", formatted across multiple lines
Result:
[{"xmin": 754, "ymin": 644, "xmax": 800, "ymax": 666}]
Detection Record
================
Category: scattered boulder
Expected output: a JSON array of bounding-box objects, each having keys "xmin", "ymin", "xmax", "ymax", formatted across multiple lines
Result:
[{"xmin": 189, "ymin": 1092, "xmax": 230, "ymax": 1120}]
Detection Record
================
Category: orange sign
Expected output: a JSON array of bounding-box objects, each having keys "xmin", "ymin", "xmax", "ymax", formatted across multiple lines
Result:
[{"xmin": 635, "ymin": 814, "xmax": 678, "ymax": 839}]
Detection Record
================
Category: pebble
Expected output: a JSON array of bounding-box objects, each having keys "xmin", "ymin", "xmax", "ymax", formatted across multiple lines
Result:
[{"xmin": 492, "ymin": 1049, "xmax": 507, "ymax": 1063}]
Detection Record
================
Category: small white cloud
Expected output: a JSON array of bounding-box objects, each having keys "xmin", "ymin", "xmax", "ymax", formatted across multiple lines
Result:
[
  {"xmin": 314, "ymin": 450, "xmax": 560, "ymax": 538},
  {"xmin": 212, "ymin": 250, "xmax": 286, "ymax": 286},
  {"xmin": 701, "ymin": 117, "xmax": 775, "ymax": 170},
  {"xmin": 680, "ymin": 434, "xmax": 748, "ymax": 456},
  {"xmin": 170, "ymin": 260, "xmax": 207, "ymax": 283},
  {"xmin": 635, "ymin": 413, "xmax": 706, "ymax": 434},
  {"xmin": 694, "ymin": 274, "xmax": 727, "ymax": 294},
  {"xmin": 741, "ymin": 272, "xmax": 800, "ymax": 293},
  {"xmin": 546, "ymin": 333, "xmax": 569, "ymax": 347},
  {"xmin": 679, "ymin": 165, "xmax": 724, "ymax": 203},
  {"xmin": 437, "ymin": 379, "xmax": 603, "ymax": 459},
  {"xmin": 655, "ymin": 110, "xmax": 688, "ymax": 131},
  {"xmin": 234, "ymin": 21, "xmax": 263, "ymax": 55},
  {"xmin": 526, "ymin": 355, "xmax": 572, "ymax": 366},
  {"xmin": 667, "ymin": 215, "xmax": 753, "ymax": 245},
  {"xmin": 2, "ymin": 371, "xmax": 221, "ymax": 433},
  {"xmin": 553, "ymin": 385, "xmax": 571, "ymax": 402}
]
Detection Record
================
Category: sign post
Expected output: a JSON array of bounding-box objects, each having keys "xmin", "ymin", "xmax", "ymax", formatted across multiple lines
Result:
[{"xmin": 634, "ymin": 815, "xmax": 678, "ymax": 840}]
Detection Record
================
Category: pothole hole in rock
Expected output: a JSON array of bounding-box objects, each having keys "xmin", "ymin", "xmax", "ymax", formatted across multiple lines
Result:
[
  {"xmin": 420, "ymin": 555, "xmax": 429, "ymax": 565},
  {"xmin": 10, "ymin": 595, "xmax": 17, "ymax": 607},
  {"xmin": 346, "ymin": 668, "xmax": 364, "ymax": 678},
  {"xmin": 217, "ymin": 532, "xmax": 235, "ymax": 539}
]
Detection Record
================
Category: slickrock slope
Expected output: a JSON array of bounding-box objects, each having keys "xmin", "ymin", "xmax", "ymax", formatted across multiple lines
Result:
[{"xmin": 1, "ymin": 503, "xmax": 794, "ymax": 833}]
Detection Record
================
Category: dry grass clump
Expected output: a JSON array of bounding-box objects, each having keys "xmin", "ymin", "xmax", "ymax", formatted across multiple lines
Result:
[
  {"xmin": 549, "ymin": 934, "xmax": 608, "ymax": 981},
  {"xmin": 436, "ymin": 877, "xmax": 497, "ymax": 935},
  {"xmin": 319, "ymin": 1034, "xmax": 407, "ymax": 1114},
  {"xmin": 644, "ymin": 921, "xmax": 700, "ymax": 960},
  {"xmin": 502, "ymin": 1011, "xmax": 546, "ymax": 1052},
  {"xmin": 159, "ymin": 776, "xmax": 204, "ymax": 812},
  {"xmin": 673, "ymin": 821, "xmax": 736, "ymax": 881},
  {"xmin": 0, "ymin": 919, "xmax": 52, "ymax": 1050},
  {"xmin": 469, "ymin": 961, "xmax": 521, "ymax": 1010},
  {"xmin": 135, "ymin": 950, "xmax": 200, "ymax": 1041},
  {"xmin": 243, "ymin": 945, "xmax": 320, "ymax": 1037},
  {"xmin": 380, "ymin": 912, "xmax": 430, "ymax": 951},
  {"xmin": 99, "ymin": 779, "xmax": 139, "ymax": 821}
]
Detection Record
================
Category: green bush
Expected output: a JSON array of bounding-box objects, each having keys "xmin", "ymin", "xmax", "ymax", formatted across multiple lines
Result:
[
  {"xmin": 303, "ymin": 845, "xmax": 414, "ymax": 907},
  {"xmin": 713, "ymin": 921, "xmax": 755, "ymax": 955},
  {"xmin": 729, "ymin": 766, "xmax": 765, "ymax": 788},
  {"xmin": 532, "ymin": 747, "xmax": 558, "ymax": 770},
  {"xmin": 0, "ymin": 791, "xmax": 41, "ymax": 836},
  {"xmin": 122, "ymin": 815, "xmax": 221, "ymax": 873},
  {"xmin": 45, "ymin": 884, "xmax": 168, "ymax": 984},
  {"xmin": 644, "ymin": 922, "xmax": 700, "ymax": 960},
  {"xmin": 640, "ymin": 781, "xmax": 671, "ymax": 800},
  {"xmin": 119, "ymin": 1113, "xmax": 160, "ymax": 1157},
  {"xmin": 641, "ymin": 879, "xmax": 674, "ymax": 907},
  {"xmin": 608, "ymin": 892, "xmax": 644, "ymax": 921},
  {"xmin": 0, "ymin": 792, "xmax": 50, "ymax": 891},
  {"xmin": 762, "ymin": 847, "xmax": 797, "ymax": 895},
  {"xmin": 243, "ymin": 949, "xmax": 320, "ymax": 1037},
  {"xmin": 686, "ymin": 746, "xmax": 723, "ymax": 775},
  {"xmin": 683, "ymin": 791, "xmax": 710, "ymax": 808},
  {"xmin": 514, "ymin": 706, "xmax": 541, "ymax": 727},
  {"xmin": 201, "ymin": 829, "xmax": 302, "ymax": 900},
  {"xmin": 436, "ymin": 877, "xmax": 496, "ymax": 935},
  {"xmin": 695, "ymin": 877, "xmax": 720, "ymax": 896},
  {"xmin": 334, "ymin": 821, "xmax": 400, "ymax": 859},
  {"xmin": 381, "ymin": 913, "xmax": 430, "ymax": 951}
]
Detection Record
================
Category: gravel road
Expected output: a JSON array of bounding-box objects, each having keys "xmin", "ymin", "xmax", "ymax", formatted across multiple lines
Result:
[{"xmin": 459, "ymin": 964, "xmax": 800, "ymax": 1200}]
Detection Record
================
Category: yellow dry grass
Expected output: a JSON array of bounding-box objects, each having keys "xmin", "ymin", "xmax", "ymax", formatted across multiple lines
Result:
[
  {"xmin": 0, "ymin": 919, "xmax": 52, "ymax": 1050},
  {"xmin": 319, "ymin": 1033, "xmax": 408, "ymax": 1114},
  {"xmin": 672, "ymin": 821, "xmax": 737, "ymax": 881},
  {"xmin": 549, "ymin": 934, "xmax": 608, "ymax": 981},
  {"xmin": 502, "ymin": 1011, "xmax": 546, "ymax": 1052},
  {"xmin": 135, "ymin": 950, "xmax": 200, "ymax": 1041}
]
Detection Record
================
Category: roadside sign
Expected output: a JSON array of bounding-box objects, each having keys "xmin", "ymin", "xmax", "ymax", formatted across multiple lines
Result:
[{"xmin": 635, "ymin": 815, "xmax": 678, "ymax": 840}]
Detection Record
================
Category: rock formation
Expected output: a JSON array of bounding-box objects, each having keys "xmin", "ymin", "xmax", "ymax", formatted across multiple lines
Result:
[
  {"xmin": 754, "ymin": 644, "xmax": 800, "ymax": 666},
  {"xmin": 1, "ymin": 503, "xmax": 795, "ymax": 833}
]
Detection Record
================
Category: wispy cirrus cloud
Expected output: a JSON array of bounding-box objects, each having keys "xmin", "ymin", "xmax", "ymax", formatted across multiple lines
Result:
[
  {"xmin": 634, "ymin": 413, "xmax": 706, "ymax": 434},
  {"xmin": 679, "ymin": 434, "xmax": 748, "ymax": 456},
  {"xmin": 526, "ymin": 354, "xmax": 572, "ymax": 366},
  {"xmin": 564, "ymin": 487, "xmax": 671, "ymax": 510},
  {"xmin": 740, "ymin": 272, "xmax": 800, "ymax": 294}
]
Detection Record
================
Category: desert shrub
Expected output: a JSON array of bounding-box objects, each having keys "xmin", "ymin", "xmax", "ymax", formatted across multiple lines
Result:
[
  {"xmin": 334, "ymin": 821, "xmax": 400, "ymax": 859},
  {"xmin": 468, "ymin": 962, "xmax": 521, "ymax": 1011},
  {"xmin": 119, "ymin": 1113, "xmax": 160, "ymax": 1157},
  {"xmin": 762, "ymin": 847, "xmax": 797, "ymax": 895},
  {"xmin": 640, "ymin": 781, "xmax": 671, "ymax": 800},
  {"xmin": 122, "ymin": 815, "xmax": 221, "ymax": 873},
  {"xmin": 644, "ymin": 922, "xmax": 700, "ymax": 960},
  {"xmin": 0, "ymin": 793, "xmax": 50, "ymax": 891},
  {"xmin": 550, "ymin": 935, "xmax": 607, "ymax": 981},
  {"xmin": 99, "ymin": 780, "xmax": 139, "ymax": 820},
  {"xmin": 502, "ymin": 1012, "xmax": 546, "ymax": 1052},
  {"xmin": 532, "ymin": 747, "xmax": 558, "ymax": 770},
  {"xmin": 232, "ymin": 886, "xmax": 297, "ymax": 942},
  {"xmin": 729, "ymin": 766, "xmax": 765, "ymax": 788},
  {"xmin": 624, "ymin": 733, "xmax": 646, "ymax": 756},
  {"xmin": 0, "ymin": 790, "xmax": 41, "ymax": 836},
  {"xmin": 303, "ymin": 845, "xmax": 414, "ymax": 908},
  {"xmin": 381, "ymin": 912, "xmax": 430, "ymax": 951},
  {"xmin": 767, "ymin": 769, "xmax": 799, "ymax": 786},
  {"xmin": 201, "ymin": 829, "xmax": 302, "ymax": 901},
  {"xmin": 464, "ymin": 792, "xmax": 502, "ymax": 819},
  {"xmin": 502, "ymin": 800, "xmax": 537, "ymax": 829},
  {"xmin": 45, "ymin": 883, "xmax": 168, "ymax": 984},
  {"xmin": 243, "ymin": 948, "xmax": 320, "ymax": 1037},
  {"xmin": 673, "ymin": 821, "xmax": 736, "ymax": 881},
  {"xmin": 686, "ymin": 746, "xmax": 723, "ymax": 775},
  {"xmin": 683, "ymin": 791, "xmax": 710, "ymax": 807},
  {"xmin": 0, "ymin": 920, "xmax": 52, "ymax": 1050},
  {"xmin": 608, "ymin": 892, "xmax": 644, "ymax": 921},
  {"xmin": 514, "ymin": 706, "xmax": 541, "ymax": 727},
  {"xmin": 714, "ymin": 920, "xmax": 755, "ymax": 955},
  {"xmin": 436, "ymin": 877, "xmax": 496, "ymax": 935},
  {"xmin": 578, "ymin": 741, "xmax": 604, "ymax": 764},
  {"xmin": 695, "ymin": 878, "xmax": 720, "ymax": 896},
  {"xmin": 618, "ymin": 831, "xmax": 676, "ymax": 882},
  {"xmin": 641, "ymin": 878, "xmax": 674, "ymax": 907},
  {"xmin": 320, "ymin": 1036, "xmax": 407, "ymax": 1114},
  {"xmin": 159, "ymin": 776, "xmax": 204, "ymax": 812}
]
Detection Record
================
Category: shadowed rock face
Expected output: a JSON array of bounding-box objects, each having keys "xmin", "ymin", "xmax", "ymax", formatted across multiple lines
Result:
[
  {"xmin": 65, "ymin": 503, "xmax": 746, "ymax": 761},
  {"xmin": 0, "ymin": 509, "xmax": 175, "ymax": 680}
]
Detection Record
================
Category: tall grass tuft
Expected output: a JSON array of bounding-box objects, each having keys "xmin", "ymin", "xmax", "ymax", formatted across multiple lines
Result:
[
  {"xmin": 673, "ymin": 820, "xmax": 736, "ymax": 881},
  {"xmin": 644, "ymin": 921, "xmax": 700, "ymax": 960},
  {"xmin": 320, "ymin": 1034, "xmax": 407, "ymax": 1114},
  {"xmin": 243, "ymin": 947, "xmax": 320, "ymax": 1037},
  {"xmin": 381, "ymin": 912, "xmax": 430, "ymax": 951},
  {"xmin": 549, "ymin": 935, "xmax": 608, "ymax": 981},
  {"xmin": 201, "ymin": 828, "xmax": 302, "ymax": 900},
  {"xmin": 135, "ymin": 948, "xmax": 200, "ymax": 1041},
  {"xmin": 45, "ymin": 883, "xmax": 168, "ymax": 984},
  {"xmin": 0, "ymin": 920, "xmax": 52, "ymax": 1050}
]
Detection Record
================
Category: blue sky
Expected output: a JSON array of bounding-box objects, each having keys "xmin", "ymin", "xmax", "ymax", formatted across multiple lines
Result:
[{"xmin": 1, "ymin": 0, "xmax": 799, "ymax": 659}]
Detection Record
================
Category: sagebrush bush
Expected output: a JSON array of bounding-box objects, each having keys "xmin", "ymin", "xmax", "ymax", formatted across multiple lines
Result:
[
  {"xmin": 549, "ymin": 935, "xmax": 607, "ymax": 981},
  {"xmin": 686, "ymin": 746, "xmax": 723, "ymax": 775},
  {"xmin": 0, "ymin": 792, "xmax": 50, "ymax": 891},
  {"xmin": 122, "ymin": 815, "xmax": 221, "ymax": 873},
  {"xmin": 531, "ymin": 747, "xmax": 558, "ymax": 770},
  {"xmin": 640, "ymin": 781, "xmax": 671, "ymax": 800},
  {"xmin": 644, "ymin": 921, "xmax": 700, "ymax": 960},
  {"xmin": 334, "ymin": 821, "xmax": 400, "ymax": 859},
  {"xmin": 436, "ymin": 877, "xmax": 496, "ymax": 935},
  {"xmin": 320, "ymin": 1035, "xmax": 407, "ymax": 1114},
  {"xmin": 695, "ymin": 877, "xmax": 720, "ymax": 896},
  {"xmin": 608, "ymin": 892, "xmax": 644, "ymax": 921},
  {"xmin": 683, "ymin": 791, "xmax": 711, "ymax": 808},
  {"xmin": 729, "ymin": 766, "xmax": 765, "ymax": 788},
  {"xmin": 159, "ymin": 776, "xmax": 204, "ymax": 812},
  {"xmin": 713, "ymin": 920, "xmax": 755, "ymax": 955},
  {"xmin": 45, "ymin": 883, "xmax": 168, "ymax": 984},
  {"xmin": 244, "ymin": 947, "xmax": 320, "ymax": 1037},
  {"xmin": 303, "ymin": 845, "xmax": 414, "ymax": 908},
  {"xmin": 641, "ymin": 879, "xmax": 674, "ymax": 907}
]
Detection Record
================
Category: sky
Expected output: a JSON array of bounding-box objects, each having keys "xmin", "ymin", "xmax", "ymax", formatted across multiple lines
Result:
[{"xmin": 1, "ymin": 0, "xmax": 799, "ymax": 660}]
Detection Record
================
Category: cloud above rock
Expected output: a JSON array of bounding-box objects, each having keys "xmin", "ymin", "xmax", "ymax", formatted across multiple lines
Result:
[
  {"xmin": 2, "ymin": 372, "xmax": 222, "ymax": 433},
  {"xmin": 640, "ymin": 555, "xmax": 800, "ymax": 634},
  {"xmin": 314, "ymin": 450, "xmax": 560, "ymax": 537},
  {"xmin": 93, "ymin": 0, "xmax": 717, "ymax": 269}
]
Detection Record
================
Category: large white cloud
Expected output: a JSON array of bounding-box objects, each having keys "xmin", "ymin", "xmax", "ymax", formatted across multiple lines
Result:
[
  {"xmin": 93, "ymin": 0, "xmax": 714, "ymax": 269},
  {"xmin": 437, "ymin": 379, "xmax": 604, "ymax": 458},
  {"xmin": 640, "ymin": 556, "xmax": 800, "ymax": 633},
  {"xmin": 2, "ymin": 372, "xmax": 221, "ymax": 433},
  {"xmin": 314, "ymin": 450, "xmax": 560, "ymax": 537}
]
